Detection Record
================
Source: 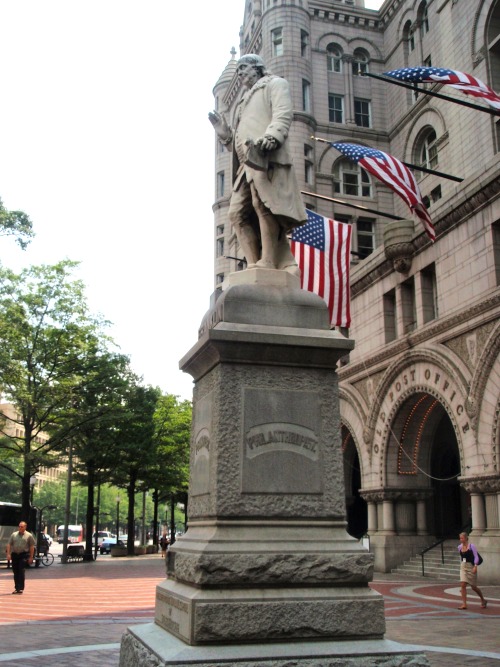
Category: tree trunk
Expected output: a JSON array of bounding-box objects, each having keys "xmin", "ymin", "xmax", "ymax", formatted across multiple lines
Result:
[
  {"xmin": 127, "ymin": 475, "xmax": 136, "ymax": 555},
  {"xmin": 152, "ymin": 490, "xmax": 159, "ymax": 549},
  {"xmin": 83, "ymin": 465, "xmax": 95, "ymax": 561}
]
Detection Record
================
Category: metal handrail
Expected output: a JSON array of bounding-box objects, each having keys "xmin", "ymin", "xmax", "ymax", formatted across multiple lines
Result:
[{"xmin": 420, "ymin": 537, "xmax": 447, "ymax": 576}]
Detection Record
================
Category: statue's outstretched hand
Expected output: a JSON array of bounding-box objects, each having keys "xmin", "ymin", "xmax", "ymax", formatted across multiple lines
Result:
[{"xmin": 209, "ymin": 111, "xmax": 231, "ymax": 143}]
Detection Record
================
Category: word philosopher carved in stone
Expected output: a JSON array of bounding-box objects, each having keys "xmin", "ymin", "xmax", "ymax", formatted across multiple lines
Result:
[{"xmin": 209, "ymin": 54, "xmax": 307, "ymax": 274}]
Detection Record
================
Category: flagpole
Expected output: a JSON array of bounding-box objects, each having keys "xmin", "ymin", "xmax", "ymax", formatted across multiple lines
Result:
[
  {"xmin": 400, "ymin": 161, "xmax": 463, "ymax": 183},
  {"xmin": 301, "ymin": 190, "xmax": 404, "ymax": 221},
  {"xmin": 311, "ymin": 136, "xmax": 463, "ymax": 182},
  {"xmin": 363, "ymin": 72, "xmax": 500, "ymax": 117}
]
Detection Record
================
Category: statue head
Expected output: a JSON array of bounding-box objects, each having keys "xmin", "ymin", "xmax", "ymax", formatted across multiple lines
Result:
[{"xmin": 237, "ymin": 54, "xmax": 268, "ymax": 85}]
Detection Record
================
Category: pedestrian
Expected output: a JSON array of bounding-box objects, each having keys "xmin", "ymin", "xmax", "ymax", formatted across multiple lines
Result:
[
  {"xmin": 6, "ymin": 521, "xmax": 35, "ymax": 594},
  {"xmin": 457, "ymin": 531, "xmax": 487, "ymax": 609},
  {"xmin": 159, "ymin": 533, "xmax": 169, "ymax": 558}
]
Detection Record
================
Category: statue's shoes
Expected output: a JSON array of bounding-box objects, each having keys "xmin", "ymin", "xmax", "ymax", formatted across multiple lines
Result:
[{"xmin": 256, "ymin": 259, "xmax": 277, "ymax": 269}]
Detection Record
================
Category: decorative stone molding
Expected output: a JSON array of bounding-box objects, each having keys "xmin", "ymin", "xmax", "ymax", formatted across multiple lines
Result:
[
  {"xmin": 360, "ymin": 488, "xmax": 411, "ymax": 503},
  {"xmin": 460, "ymin": 475, "xmax": 500, "ymax": 494},
  {"xmin": 339, "ymin": 292, "xmax": 500, "ymax": 383},
  {"xmin": 383, "ymin": 219, "xmax": 416, "ymax": 273}
]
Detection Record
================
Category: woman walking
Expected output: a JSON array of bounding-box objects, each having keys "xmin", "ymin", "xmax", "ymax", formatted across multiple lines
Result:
[{"xmin": 457, "ymin": 531, "xmax": 487, "ymax": 609}]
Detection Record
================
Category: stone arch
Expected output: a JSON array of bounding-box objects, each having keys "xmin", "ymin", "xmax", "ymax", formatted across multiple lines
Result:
[
  {"xmin": 364, "ymin": 348, "xmax": 470, "ymax": 450},
  {"xmin": 316, "ymin": 32, "xmax": 349, "ymax": 52},
  {"xmin": 341, "ymin": 422, "xmax": 368, "ymax": 538},
  {"xmin": 471, "ymin": 322, "xmax": 500, "ymax": 474},
  {"xmin": 366, "ymin": 353, "xmax": 476, "ymax": 500},
  {"xmin": 317, "ymin": 143, "xmax": 336, "ymax": 173},
  {"xmin": 467, "ymin": 319, "xmax": 500, "ymax": 424},
  {"xmin": 346, "ymin": 37, "xmax": 384, "ymax": 61},
  {"xmin": 471, "ymin": 0, "xmax": 491, "ymax": 62},
  {"xmin": 396, "ymin": 7, "xmax": 417, "ymax": 44},
  {"xmin": 402, "ymin": 106, "xmax": 448, "ymax": 163}
]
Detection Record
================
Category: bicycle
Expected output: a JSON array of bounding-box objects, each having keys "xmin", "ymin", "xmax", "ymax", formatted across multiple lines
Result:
[
  {"xmin": 39, "ymin": 551, "xmax": 54, "ymax": 566},
  {"xmin": 34, "ymin": 544, "xmax": 54, "ymax": 567}
]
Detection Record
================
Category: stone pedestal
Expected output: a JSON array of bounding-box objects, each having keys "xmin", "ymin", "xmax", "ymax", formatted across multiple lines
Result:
[{"xmin": 120, "ymin": 269, "xmax": 429, "ymax": 666}]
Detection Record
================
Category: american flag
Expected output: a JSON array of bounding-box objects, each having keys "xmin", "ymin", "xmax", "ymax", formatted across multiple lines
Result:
[
  {"xmin": 332, "ymin": 142, "xmax": 435, "ymax": 242},
  {"xmin": 291, "ymin": 209, "xmax": 352, "ymax": 328},
  {"xmin": 383, "ymin": 66, "xmax": 500, "ymax": 111}
]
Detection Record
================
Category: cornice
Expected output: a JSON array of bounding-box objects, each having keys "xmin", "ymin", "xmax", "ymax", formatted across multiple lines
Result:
[{"xmin": 338, "ymin": 292, "xmax": 500, "ymax": 382}]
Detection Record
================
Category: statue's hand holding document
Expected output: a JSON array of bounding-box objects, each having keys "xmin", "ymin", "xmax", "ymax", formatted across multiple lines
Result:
[{"xmin": 244, "ymin": 138, "xmax": 269, "ymax": 171}]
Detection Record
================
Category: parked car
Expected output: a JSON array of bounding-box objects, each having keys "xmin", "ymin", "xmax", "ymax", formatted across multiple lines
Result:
[
  {"xmin": 99, "ymin": 538, "xmax": 126, "ymax": 554},
  {"xmin": 92, "ymin": 531, "xmax": 115, "ymax": 546},
  {"xmin": 118, "ymin": 535, "xmax": 141, "ymax": 547}
]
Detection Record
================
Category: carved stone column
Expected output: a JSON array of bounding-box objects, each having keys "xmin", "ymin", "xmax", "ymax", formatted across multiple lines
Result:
[
  {"xmin": 382, "ymin": 500, "xmax": 396, "ymax": 534},
  {"xmin": 416, "ymin": 498, "xmax": 428, "ymax": 535},
  {"xmin": 481, "ymin": 477, "xmax": 500, "ymax": 535},
  {"xmin": 359, "ymin": 489, "xmax": 385, "ymax": 535},
  {"xmin": 367, "ymin": 502, "xmax": 378, "ymax": 534},
  {"xmin": 460, "ymin": 477, "xmax": 500, "ymax": 535}
]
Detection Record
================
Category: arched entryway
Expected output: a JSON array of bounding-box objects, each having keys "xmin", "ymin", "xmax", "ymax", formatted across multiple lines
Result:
[
  {"xmin": 385, "ymin": 391, "xmax": 466, "ymax": 537},
  {"xmin": 342, "ymin": 426, "xmax": 367, "ymax": 538},
  {"xmin": 429, "ymin": 411, "xmax": 468, "ymax": 536}
]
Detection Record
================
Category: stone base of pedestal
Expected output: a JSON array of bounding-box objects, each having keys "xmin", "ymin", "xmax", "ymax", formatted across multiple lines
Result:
[{"xmin": 119, "ymin": 624, "xmax": 430, "ymax": 667}]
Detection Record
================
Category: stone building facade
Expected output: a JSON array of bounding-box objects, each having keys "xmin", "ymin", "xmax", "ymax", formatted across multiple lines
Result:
[{"xmin": 212, "ymin": 0, "xmax": 500, "ymax": 582}]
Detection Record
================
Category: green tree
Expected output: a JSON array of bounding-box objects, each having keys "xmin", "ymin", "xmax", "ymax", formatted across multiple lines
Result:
[
  {"xmin": 146, "ymin": 394, "xmax": 191, "ymax": 544},
  {"xmin": 0, "ymin": 197, "xmax": 34, "ymax": 249},
  {"xmin": 0, "ymin": 451, "xmax": 22, "ymax": 501},
  {"xmin": 70, "ymin": 351, "xmax": 139, "ymax": 559},
  {"xmin": 0, "ymin": 260, "xmax": 113, "ymax": 515},
  {"xmin": 108, "ymin": 384, "xmax": 159, "ymax": 555}
]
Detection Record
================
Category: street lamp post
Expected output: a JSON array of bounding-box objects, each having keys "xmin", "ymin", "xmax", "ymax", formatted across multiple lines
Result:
[
  {"xmin": 115, "ymin": 496, "xmax": 120, "ymax": 543},
  {"xmin": 29, "ymin": 475, "xmax": 37, "ymax": 506}
]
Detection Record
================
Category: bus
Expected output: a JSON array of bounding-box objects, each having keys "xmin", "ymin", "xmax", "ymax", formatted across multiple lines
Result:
[
  {"xmin": 57, "ymin": 524, "xmax": 84, "ymax": 544},
  {"xmin": 1, "ymin": 502, "xmax": 37, "ymax": 563}
]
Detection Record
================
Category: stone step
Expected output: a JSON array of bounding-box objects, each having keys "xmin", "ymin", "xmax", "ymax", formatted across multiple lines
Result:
[{"xmin": 391, "ymin": 543, "xmax": 461, "ymax": 580}]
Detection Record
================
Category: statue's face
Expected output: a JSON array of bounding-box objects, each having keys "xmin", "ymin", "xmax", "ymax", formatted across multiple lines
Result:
[{"xmin": 237, "ymin": 62, "xmax": 260, "ymax": 89}]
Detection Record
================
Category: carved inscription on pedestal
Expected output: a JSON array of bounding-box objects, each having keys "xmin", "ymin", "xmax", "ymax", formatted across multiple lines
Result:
[
  {"xmin": 190, "ymin": 392, "xmax": 213, "ymax": 496},
  {"xmin": 155, "ymin": 590, "xmax": 191, "ymax": 641},
  {"xmin": 242, "ymin": 388, "xmax": 322, "ymax": 493}
]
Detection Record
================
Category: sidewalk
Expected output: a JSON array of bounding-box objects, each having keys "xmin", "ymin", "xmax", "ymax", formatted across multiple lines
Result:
[{"xmin": 1, "ymin": 555, "xmax": 498, "ymax": 666}]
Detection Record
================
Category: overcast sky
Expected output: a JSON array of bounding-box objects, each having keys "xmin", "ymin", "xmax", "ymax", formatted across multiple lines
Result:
[{"xmin": 0, "ymin": 0, "xmax": 383, "ymax": 401}]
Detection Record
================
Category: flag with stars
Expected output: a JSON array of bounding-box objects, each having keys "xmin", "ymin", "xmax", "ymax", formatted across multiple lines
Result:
[
  {"xmin": 291, "ymin": 209, "xmax": 352, "ymax": 328},
  {"xmin": 332, "ymin": 142, "xmax": 435, "ymax": 242},
  {"xmin": 383, "ymin": 67, "xmax": 500, "ymax": 111}
]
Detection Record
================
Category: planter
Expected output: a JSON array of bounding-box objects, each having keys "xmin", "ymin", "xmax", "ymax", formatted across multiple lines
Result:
[
  {"xmin": 134, "ymin": 546, "xmax": 147, "ymax": 556},
  {"xmin": 145, "ymin": 545, "xmax": 156, "ymax": 554},
  {"xmin": 110, "ymin": 547, "xmax": 128, "ymax": 557}
]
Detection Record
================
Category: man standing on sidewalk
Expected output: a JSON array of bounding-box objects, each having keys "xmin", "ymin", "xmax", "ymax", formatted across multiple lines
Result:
[{"xmin": 6, "ymin": 521, "xmax": 35, "ymax": 594}]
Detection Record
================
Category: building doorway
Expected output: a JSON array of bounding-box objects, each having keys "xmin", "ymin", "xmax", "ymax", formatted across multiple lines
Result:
[
  {"xmin": 386, "ymin": 392, "xmax": 465, "ymax": 538},
  {"xmin": 342, "ymin": 427, "xmax": 367, "ymax": 538},
  {"xmin": 429, "ymin": 411, "xmax": 467, "ymax": 536}
]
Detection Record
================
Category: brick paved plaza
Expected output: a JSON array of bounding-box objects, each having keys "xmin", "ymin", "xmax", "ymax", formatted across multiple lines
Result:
[{"xmin": 1, "ymin": 554, "xmax": 498, "ymax": 666}]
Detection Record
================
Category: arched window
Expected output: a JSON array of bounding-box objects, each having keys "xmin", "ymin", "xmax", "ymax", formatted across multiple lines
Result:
[
  {"xmin": 334, "ymin": 159, "xmax": 372, "ymax": 198},
  {"xmin": 327, "ymin": 43, "xmax": 343, "ymax": 73},
  {"xmin": 415, "ymin": 127, "xmax": 438, "ymax": 173},
  {"xmin": 352, "ymin": 49, "xmax": 369, "ymax": 76},
  {"xmin": 418, "ymin": 1, "xmax": 429, "ymax": 35},
  {"xmin": 487, "ymin": 2, "xmax": 500, "ymax": 107},
  {"xmin": 403, "ymin": 20, "xmax": 415, "ymax": 53}
]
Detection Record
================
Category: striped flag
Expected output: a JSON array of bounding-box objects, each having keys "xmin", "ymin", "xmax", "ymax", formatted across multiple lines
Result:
[
  {"xmin": 291, "ymin": 209, "xmax": 352, "ymax": 328},
  {"xmin": 383, "ymin": 66, "xmax": 500, "ymax": 111},
  {"xmin": 332, "ymin": 142, "xmax": 435, "ymax": 242}
]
